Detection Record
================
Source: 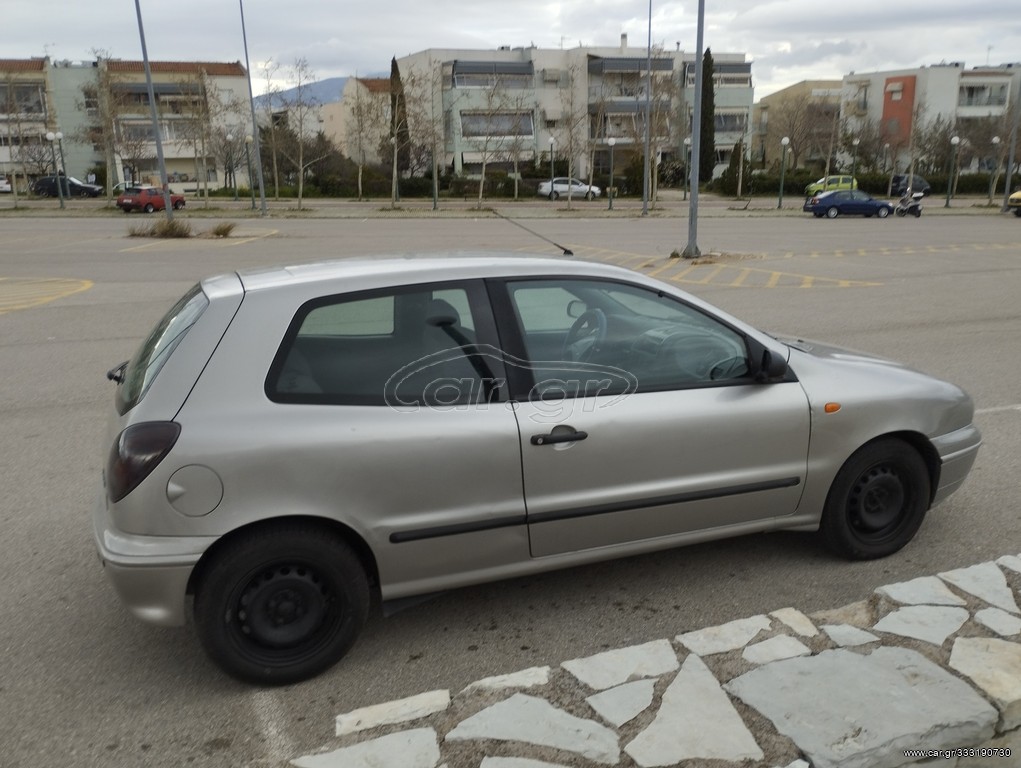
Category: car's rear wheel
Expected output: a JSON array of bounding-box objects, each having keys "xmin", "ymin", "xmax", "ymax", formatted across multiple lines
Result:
[
  {"xmin": 820, "ymin": 438, "xmax": 930, "ymax": 560},
  {"xmin": 877, "ymin": 207, "xmax": 890, "ymax": 218},
  {"xmin": 173, "ymin": 200, "xmax": 185, "ymax": 210},
  {"xmin": 143, "ymin": 203, "xmax": 155, "ymax": 213},
  {"xmin": 1013, "ymin": 208, "xmax": 1021, "ymax": 217},
  {"xmin": 194, "ymin": 522, "xmax": 370, "ymax": 685},
  {"xmin": 826, "ymin": 207, "xmax": 839, "ymax": 219}
]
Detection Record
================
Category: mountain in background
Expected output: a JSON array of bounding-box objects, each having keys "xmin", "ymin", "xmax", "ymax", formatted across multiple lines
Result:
[{"xmin": 254, "ymin": 76, "xmax": 349, "ymax": 108}]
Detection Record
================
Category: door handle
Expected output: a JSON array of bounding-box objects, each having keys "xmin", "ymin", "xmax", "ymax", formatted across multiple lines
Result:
[{"xmin": 530, "ymin": 430, "xmax": 588, "ymax": 446}]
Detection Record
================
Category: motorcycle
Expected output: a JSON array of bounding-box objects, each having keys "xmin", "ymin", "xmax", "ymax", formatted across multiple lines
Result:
[{"xmin": 895, "ymin": 191, "xmax": 924, "ymax": 218}]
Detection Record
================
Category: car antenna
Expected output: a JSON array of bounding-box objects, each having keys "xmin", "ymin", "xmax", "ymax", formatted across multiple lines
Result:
[{"xmin": 492, "ymin": 210, "xmax": 573, "ymax": 255}]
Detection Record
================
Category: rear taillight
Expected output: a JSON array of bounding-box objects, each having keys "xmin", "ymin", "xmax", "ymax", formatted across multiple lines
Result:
[{"xmin": 106, "ymin": 422, "xmax": 181, "ymax": 503}]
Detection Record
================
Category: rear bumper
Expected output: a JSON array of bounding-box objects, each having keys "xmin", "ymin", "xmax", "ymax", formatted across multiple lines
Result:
[
  {"xmin": 92, "ymin": 488, "xmax": 212, "ymax": 627},
  {"xmin": 931, "ymin": 424, "xmax": 982, "ymax": 506}
]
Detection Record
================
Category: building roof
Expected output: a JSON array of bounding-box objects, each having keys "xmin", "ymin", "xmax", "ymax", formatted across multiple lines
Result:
[
  {"xmin": 356, "ymin": 77, "xmax": 390, "ymax": 93},
  {"xmin": 105, "ymin": 61, "xmax": 247, "ymax": 77},
  {"xmin": 0, "ymin": 59, "xmax": 47, "ymax": 72}
]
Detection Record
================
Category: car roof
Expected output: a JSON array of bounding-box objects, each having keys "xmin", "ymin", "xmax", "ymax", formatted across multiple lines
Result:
[{"xmin": 234, "ymin": 254, "xmax": 640, "ymax": 293}]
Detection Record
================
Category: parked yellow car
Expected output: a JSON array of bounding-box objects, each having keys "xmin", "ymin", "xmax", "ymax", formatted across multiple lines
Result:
[
  {"xmin": 805, "ymin": 175, "xmax": 858, "ymax": 196},
  {"xmin": 1007, "ymin": 189, "xmax": 1021, "ymax": 217}
]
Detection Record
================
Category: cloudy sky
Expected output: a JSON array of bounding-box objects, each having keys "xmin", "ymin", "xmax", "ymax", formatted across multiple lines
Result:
[{"xmin": 4, "ymin": 1, "xmax": 1019, "ymax": 98}]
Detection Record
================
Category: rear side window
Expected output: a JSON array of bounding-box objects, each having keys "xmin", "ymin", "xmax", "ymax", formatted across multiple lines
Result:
[
  {"xmin": 267, "ymin": 284, "xmax": 486, "ymax": 406},
  {"xmin": 116, "ymin": 285, "xmax": 208, "ymax": 414}
]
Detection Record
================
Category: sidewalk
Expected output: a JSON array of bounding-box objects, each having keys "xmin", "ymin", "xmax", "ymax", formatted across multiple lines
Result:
[
  {"xmin": 0, "ymin": 191, "xmax": 1008, "ymax": 218},
  {"xmin": 291, "ymin": 554, "xmax": 1021, "ymax": 768}
]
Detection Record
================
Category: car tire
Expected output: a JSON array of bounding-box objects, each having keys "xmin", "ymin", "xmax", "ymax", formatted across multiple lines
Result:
[
  {"xmin": 550, "ymin": 191, "xmax": 559, "ymax": 200},
  {"xmin": 820, "ymin": 438, "xmax": 930, "ymax": 560},
  {"xmin": 585, "ymin": 191, "xmax": 593, "ymax": 201},
  {"xmin": 826, "ymin": 207, "xmax": 839, "ymax": 219},
  {"xmin": 1013, "ymin": 208, "xmax": 1021, "ymax": 217},
  {"xmin": 173, "ymin": 200, "xmax": 185, "ymax": 210},
  {"xmin": 877, "ymin": 207, "xmax": 890, "ymax": 218},
  {"xmin": 193, "ymin": 522, "xmax": 370, "ymax": 685},
  {"xmin": 143, "ymin": 203, "xmax": 155, "ymax": 213}
]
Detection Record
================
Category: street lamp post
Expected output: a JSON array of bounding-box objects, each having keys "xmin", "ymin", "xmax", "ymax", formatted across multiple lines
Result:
[
  {"xmin": 683, "ymin": 136, "xmax": 692, "ymax": 201},
  {"xmin": 227, "ymin": 133, "xmax": 238, "ymax": 201},
  {"xmin": 778, "ymin": 136, "xmax": 790, "ymax": 209},
  {"xmin": 851, "ymin": 137, "xmax": 860, "ymax": 183},
  {"xmin": 989, "ymin": 135, "xmax": 1001, "ymax": 205},
  {"xmin": 245, "ymin": 135, "xmax": 256, "ymax": 210},
  {"xmin": 945, "ymin": 135, "xmax": 960, "ymax": 208},
  {"xmin": 45, "ymin": 131, "xmax": 65, "ymax": 209},
  {"xmin": 607, "ymin": 137, "xmax": 615, "ymax": 210},
  {"xmin": 548, "ymin": 137, "xmax": 555, "ymax": 196}
]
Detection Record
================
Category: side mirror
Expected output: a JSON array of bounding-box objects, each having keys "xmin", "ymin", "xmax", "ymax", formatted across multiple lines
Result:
[{"xmin": 753, "ymin": 347, "xmax": 788, "ymax": 383}]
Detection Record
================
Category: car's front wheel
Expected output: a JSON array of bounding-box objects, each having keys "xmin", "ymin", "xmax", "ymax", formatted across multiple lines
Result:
[
  {"xmin": 143, "ymin": 203, "xmax": 155, "ymax": 213},
  {"xmin": 820, "ymin": 438, "xmax": 930, "ymax": 560},
  {"xmin": 193, "ymin": 522, "xmax": 370, "ymax": 685},
  {"xmin": 549, "ymin": 191, "xmax": 559, "ymax": 200},
  {"xmin": 173, "ymin": 200, "xmax": 185, "ymax": 210},
  {"xmin": 877, "ymin": 207, "xmax": 890, "ymax": 218},
  {"xmin": 826, "ymin": 207, "xmax": 839, "ymax": 219},
  {"xmin": 1013, "ymin": 208, "xmax": 1021, "ymax": 218}
]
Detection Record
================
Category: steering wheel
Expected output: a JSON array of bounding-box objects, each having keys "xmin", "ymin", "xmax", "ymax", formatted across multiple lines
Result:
[
  {"xmin": 707, "ymin": 355, "xmax": 749, "ymax": 380},
  {"xmin": 562, "ymin": 309, "xmax": 607, "ymax": 362}
]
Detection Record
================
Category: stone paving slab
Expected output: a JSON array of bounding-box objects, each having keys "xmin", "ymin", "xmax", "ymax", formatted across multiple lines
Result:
[{"xmin": 291, "ymin": 554, "xmax": 1021, "ymax": 768}]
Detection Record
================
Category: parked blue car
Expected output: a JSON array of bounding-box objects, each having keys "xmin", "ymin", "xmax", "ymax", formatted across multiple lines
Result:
[{"xmin": 804, "ymin": 190, "xmax": 894, "ymax": 219}]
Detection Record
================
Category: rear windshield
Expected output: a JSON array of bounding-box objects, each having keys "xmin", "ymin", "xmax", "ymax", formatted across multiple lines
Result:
[{"xmin": 116, "ymin": 284, "xmax": 208, "ymax": 414}]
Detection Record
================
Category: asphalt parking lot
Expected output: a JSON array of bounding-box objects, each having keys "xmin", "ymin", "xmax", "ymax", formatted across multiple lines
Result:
[{"xmin": 1, "ymin": 204, "xmax": 1020, "ymax": 767}]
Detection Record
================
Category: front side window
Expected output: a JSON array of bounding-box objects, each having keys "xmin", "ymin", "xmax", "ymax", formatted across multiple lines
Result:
[
  {"xmin": 505, "ymin": 279, "xmax": 749, "ymax": 398},
  {"xmin": 268, "ymin": 284, "xmax": 489, "ymax": 407}
]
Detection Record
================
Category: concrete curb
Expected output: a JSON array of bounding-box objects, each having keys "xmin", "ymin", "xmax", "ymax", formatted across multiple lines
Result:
[{"xmin": 292, "ymin": 555, "xmax": 1021, "ymax": 768}]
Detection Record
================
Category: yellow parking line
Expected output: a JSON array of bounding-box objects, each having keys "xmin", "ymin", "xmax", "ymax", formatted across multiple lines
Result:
[
  {"xmin": 0, "ymin": 278, "xmax": 93, "ymax": 314},
  {"xmin": 765, "ymin": 272, "xmax": 783, "ymax": 288}
]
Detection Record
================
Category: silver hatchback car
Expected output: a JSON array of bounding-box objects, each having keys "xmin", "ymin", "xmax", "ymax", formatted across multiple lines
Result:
[{"xmin": 95, "ymin": 256, "xmax": 980, "ymax": 684}]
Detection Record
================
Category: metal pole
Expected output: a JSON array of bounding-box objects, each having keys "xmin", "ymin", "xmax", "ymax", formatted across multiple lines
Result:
[
  {"xmin": 240, "ymin": 0, "xmax": 268, "ymax": 216},
  {"xmin": 608, "ymin": 139, "xmax": 615, "ymax": 210},
  {"xmin": 45, "ymin": 133, "xmax": 64, "ymax": 209},
  {"xmin": 133, "ymin": 0, "xmax": 173, "ymax": 220},
  {"xmin": 245, "ymin": 137, "xmax": 256, "ymax": 209},
  {"xmin": 778, "ymin": 139, "xmax": 789, "ymax": 209},
  {"xmin": 1002, "ymin": 100, "xmax": 1021, "ymax": 212},
  {"xmin": 641, "ymin": 0, "xmax": 652, "ymax": 216},
  {"xmin": 549, "ymin": 137, "xmax": 554, "ymax": 196},
  {"xmin": 681, "ymin": 0, "xmax": 705, "ymax": 258},
  {"xmin": 945, "ymin": 136, "xmax": 959, "ymax": 208}
]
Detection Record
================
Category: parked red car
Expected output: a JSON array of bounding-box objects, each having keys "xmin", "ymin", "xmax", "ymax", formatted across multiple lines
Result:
[{"xmin": 116, "ymin": 185, "xmax": 186, "ymax": 213}]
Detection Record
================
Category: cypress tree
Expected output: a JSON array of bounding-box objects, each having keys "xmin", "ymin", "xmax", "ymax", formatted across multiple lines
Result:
[{"xmin": 699, "ymin": 49, "xmax": 716, "ymax": 182}]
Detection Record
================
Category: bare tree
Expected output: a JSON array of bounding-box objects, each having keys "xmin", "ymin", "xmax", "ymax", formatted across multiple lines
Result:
[
  {"xmin": 344, "ymin": 76, "xmax": 387, "ymax": 200},
  {"xmin": 764, "ymin": 91, "xmax": 832, "ymax": 169},
  {"xmin": 459, "ymin": 79, "xmax": 533, "ymax": 208},
  {"xmin": 279, "ymin": 58, "xmax": 328, "ymax": 209},
  {"xmin": 555, "ymin": 63, "xmax": 590, "ymax": 210},
  {"xmin": 260, "ymin": 59, "xmax": 284, "ymax": 199}
]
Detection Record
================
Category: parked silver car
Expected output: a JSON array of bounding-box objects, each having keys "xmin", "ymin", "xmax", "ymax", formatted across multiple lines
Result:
[
  {"xmin": 537, "ymin": 177, "xmax": 601, "ymax": 200},
  {"xmin": 95, "ymin": 256, "xmax": 980, "ymax": 684}
]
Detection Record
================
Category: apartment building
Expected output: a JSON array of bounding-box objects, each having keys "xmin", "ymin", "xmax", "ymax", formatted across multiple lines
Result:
[
  {"xmin": 842, "ymin": 61, "xmax": 1021, "ymax": 172},
  {"xmin": 2, "ymin": 56, "xmax": 251, "ymax": 191},
  {"xmin": 376, "ymin": 38, "xmax": 754, "ymax": 180}
]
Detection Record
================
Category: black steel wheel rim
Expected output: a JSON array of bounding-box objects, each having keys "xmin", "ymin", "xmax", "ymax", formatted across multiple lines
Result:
[
  {"xmin": 848, "ymin": 464, "xmax": 907, "ymax": 537},
  {"xmin": 228, "ymin": 562, "xmax": 342, "ymax": 662}
]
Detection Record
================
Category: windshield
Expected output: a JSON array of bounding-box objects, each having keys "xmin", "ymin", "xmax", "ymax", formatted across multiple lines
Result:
[{"xmin": 116, "ymin": 284, "xmax": 208, "ymax": 414}]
